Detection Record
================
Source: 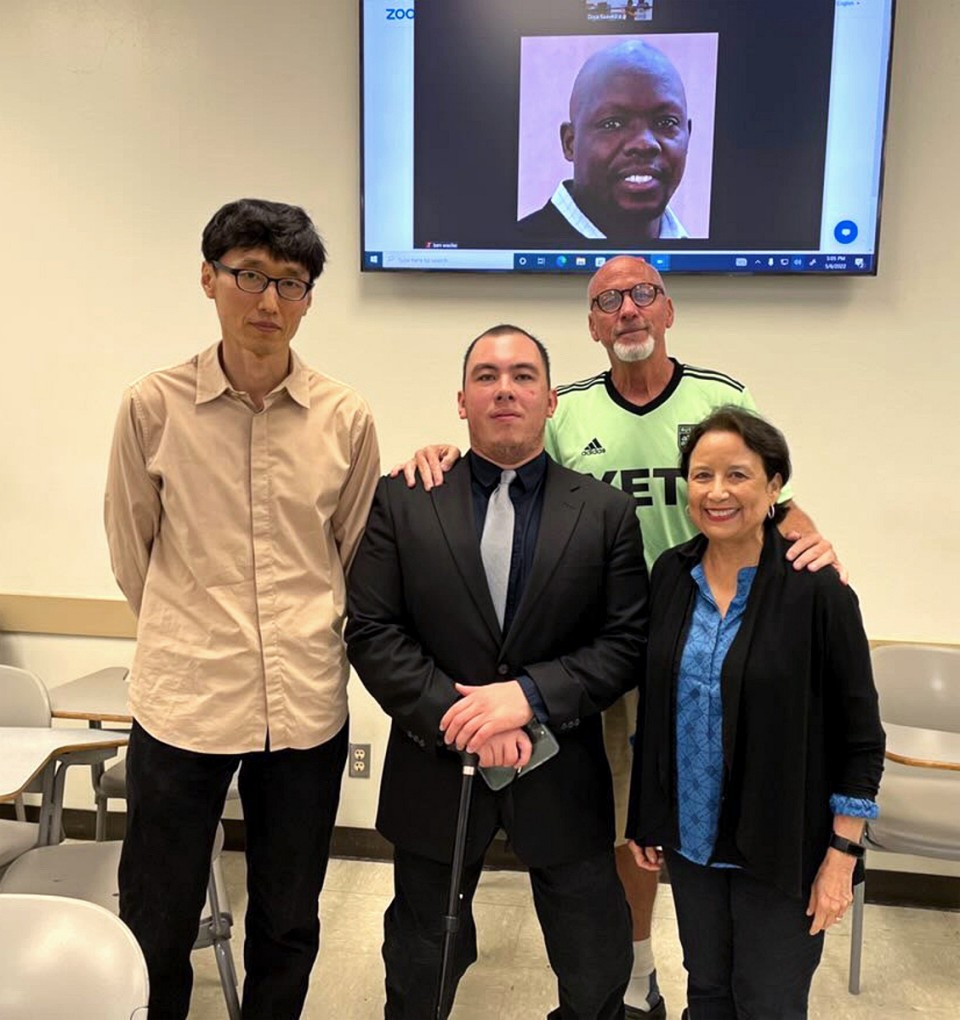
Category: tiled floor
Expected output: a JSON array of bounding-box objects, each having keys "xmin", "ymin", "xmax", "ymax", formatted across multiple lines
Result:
[{"xmin": 187, "ymin": 854, "xmax": 960, "ymax": 1019}]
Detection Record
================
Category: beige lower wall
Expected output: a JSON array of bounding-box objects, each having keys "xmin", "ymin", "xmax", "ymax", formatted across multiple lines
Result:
[{"xmin": 0, "ymin": 594, "xmax": 136, "ymax": 639}]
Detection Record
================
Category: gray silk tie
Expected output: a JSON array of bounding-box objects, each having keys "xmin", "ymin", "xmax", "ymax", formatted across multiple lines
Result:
[{"xmin": 480, "ymin": 469, "xmax": 517, "ymax": 629}]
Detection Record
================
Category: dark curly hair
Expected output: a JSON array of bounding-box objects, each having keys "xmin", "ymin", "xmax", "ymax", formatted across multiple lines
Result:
[{"xmin": 201, "ymin": 198, "xmax": 326, "ymax": 281}]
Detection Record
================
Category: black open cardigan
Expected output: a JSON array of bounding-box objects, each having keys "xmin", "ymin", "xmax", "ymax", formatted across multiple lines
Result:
[{"xmin": 626, "ymin": 523, "xmax": 885, "ymax": 899}]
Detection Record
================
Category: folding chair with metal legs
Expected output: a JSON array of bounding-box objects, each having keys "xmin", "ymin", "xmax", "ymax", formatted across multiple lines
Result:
[
  {"xmin": 0, "ymin": 823, "xmax": 241, "ymax": 1020},
  {"xmin": 200, "ymin": 847, "xmax": 241, "ymax": 1020},
  {"xmin": 848, "ymin": 875, "xmax": 867, "ymax": 994}
]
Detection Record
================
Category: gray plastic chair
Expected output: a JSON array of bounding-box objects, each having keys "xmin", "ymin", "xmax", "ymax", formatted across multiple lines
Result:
[
  {"xmin": 848, "ymin": 644, "xmax": 960, "ymax": 993},
  {"xmin": 96, "ymin": 756, "xmax": 240, "ymax": 840},
  {"xmin": 0, "ymin": 823, "xmax": 240, "ymax": 1019},
  {"xmin": 0, "ymin": 664, "xmax": 51, "ymax": 726},
  {"xmin": 0, "ymin": 893, "xmax": 149, "ymax": 1019},
  {"xmin": 0, "ymin": 665, "xmax": 51, "ymax": 867}
]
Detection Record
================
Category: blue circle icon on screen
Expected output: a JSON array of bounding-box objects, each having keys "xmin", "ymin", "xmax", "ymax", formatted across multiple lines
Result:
[
  {"xmin": 556, "ymin": 255, "xmax": 568, "ymax": 267},
  {"xmin": 834, "ymin": 220, "xmax": 858, "ymax": 244}
]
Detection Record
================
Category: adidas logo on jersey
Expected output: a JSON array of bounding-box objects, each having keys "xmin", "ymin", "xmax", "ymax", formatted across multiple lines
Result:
[{"xmin": 581, "ymin": 438, "xmax": 606, "ymax": 456}]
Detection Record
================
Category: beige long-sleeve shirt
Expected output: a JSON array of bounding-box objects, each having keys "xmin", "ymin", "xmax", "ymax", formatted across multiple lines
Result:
[{"xmin": 104, "ymin": 343, "xmax": 380, "ymax": 753}]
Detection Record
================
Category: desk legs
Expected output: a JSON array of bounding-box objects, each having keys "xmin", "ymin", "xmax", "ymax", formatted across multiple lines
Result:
[
  {"xmin": 88, "ymin": 720, "xmax": 109, "ymax": 841},
  {"xmin": 36, "ymin": 763, "xmax": 58, "ymax": 846},
  {"xmin": 35, "ymin": 748, "xmax": 121, "ymax": 847}
]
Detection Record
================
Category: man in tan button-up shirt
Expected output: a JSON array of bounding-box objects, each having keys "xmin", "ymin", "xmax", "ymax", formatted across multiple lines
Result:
[{"xmin": 104, "ymin": 198, "xmax": 379, "ymax": 1020}]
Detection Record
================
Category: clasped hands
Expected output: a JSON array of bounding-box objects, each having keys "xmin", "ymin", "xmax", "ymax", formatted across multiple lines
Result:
[{"xmin": 440, "ymin": 680, "xmax": 535, "ymax": 769}]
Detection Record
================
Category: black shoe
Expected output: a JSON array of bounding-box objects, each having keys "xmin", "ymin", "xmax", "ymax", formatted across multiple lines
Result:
[{"xmin": 624, "ymin": 967, "xmax": 667, "ymax": 1019}]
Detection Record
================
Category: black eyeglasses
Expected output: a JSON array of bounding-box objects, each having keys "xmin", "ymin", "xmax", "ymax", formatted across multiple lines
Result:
[
  {"xmin": 591, "ymin": 282, "xmax": 664, "ymax": 314},
  {"xmin": 211, "ymin": 260, "xmax": 313, "ymax": 302}
]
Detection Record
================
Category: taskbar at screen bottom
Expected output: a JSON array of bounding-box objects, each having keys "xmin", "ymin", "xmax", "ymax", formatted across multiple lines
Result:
[{"xmin": 362, "ymin": 250, "xmax": 876, "ymax": 274}]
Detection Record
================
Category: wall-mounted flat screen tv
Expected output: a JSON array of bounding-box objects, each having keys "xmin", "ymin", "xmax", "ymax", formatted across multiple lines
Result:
[{"xmin": 361, "ymin": 0, "xmax": 896, "ymax": 276}]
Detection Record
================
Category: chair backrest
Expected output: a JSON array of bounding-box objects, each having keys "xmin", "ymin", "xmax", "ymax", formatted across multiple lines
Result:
[
  {"xmin": 0, "ymin": 893, "xmax": 149, "ymax": 1019},
  {"xmin": 0, "ymin": 665, "xmax": 51, "ymax": 727},
  {"xmin": 871, "ymin": 644, "xmax": 960, "ymax": 733}
]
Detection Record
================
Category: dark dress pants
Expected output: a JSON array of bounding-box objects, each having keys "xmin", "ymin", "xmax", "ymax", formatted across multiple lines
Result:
[
  {"xmin": 383, "ymin": 845, "xmax": 632, "ymax": 1019},
  {"xmin": 119, "ymin": 719, "xmax": 348, "ymax": 1020},
  {"xmin": 665, "ymin": 849, "xmax": 825, "ymax": 1020}
]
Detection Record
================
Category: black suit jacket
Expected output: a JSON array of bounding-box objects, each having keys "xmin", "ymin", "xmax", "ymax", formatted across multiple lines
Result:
[{"xmin": 346, "ymin": 456, "xmax": 648, "ymax": 869}]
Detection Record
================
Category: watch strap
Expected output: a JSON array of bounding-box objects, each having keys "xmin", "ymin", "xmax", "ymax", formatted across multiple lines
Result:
[{"xmin": 829, "ymin": 832, "xmax": 866, "ymax": 859}]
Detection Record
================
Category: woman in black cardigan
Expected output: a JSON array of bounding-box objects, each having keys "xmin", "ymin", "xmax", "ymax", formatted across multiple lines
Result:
[{"xmin": 625, "ymin": 406, "xmax": 884, "ymax": 1020}]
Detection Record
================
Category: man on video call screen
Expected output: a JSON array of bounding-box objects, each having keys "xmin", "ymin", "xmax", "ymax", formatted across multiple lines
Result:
[{"xmin": 518, "ymin": 40, "xmax": 692, "ymax": 244}]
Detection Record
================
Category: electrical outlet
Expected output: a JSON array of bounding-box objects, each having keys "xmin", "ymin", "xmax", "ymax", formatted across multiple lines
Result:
[{"xmin": 349, "ymin": 743, "xmax": 371, "ymax": 778}]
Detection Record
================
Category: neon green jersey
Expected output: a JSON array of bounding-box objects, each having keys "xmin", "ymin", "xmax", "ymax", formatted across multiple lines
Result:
[{"xmin": 544, "ymin": 360, "xmax": 792, "ymax": 571}]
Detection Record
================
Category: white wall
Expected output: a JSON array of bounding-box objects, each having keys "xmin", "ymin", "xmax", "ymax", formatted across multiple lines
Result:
[{"xmin": 1, "ymin": 1, "xmax": 958, "ymax": 848}]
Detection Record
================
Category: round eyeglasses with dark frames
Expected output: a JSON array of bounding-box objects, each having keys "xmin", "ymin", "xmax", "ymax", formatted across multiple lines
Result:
[
  {"xmin": 591, "ymin": 282, "xmax": 664, "ymax": 314},
  {"xmin": 211, "ymin": 260, "xmax": 314, "ymax": 302}
]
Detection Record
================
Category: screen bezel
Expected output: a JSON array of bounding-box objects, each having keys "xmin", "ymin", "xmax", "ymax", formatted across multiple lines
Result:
[{"xmin": 359, "ymin": 1, "xmax": 897, "ymax": 277}]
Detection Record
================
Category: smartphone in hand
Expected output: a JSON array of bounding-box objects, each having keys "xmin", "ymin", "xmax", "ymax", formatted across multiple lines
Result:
[{"xmin": 479, "ymin": 721, "xmax": 560, "ymax": 790}]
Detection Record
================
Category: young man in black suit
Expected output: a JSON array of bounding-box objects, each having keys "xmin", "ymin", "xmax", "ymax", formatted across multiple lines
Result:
[{"xmin": 346, "ymin": 325, "xmax": 648, "ymax": 1019}]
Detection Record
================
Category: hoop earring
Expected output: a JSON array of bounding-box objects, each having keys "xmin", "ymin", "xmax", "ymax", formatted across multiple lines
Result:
[{"xmin": 767, "ymin": 504, "xmax": 776, "ymax": 520}]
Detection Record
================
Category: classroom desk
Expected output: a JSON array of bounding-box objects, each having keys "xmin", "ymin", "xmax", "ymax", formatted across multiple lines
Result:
[
  {"xmin": 48, "ymin": 667, "xmax": 132, "ymax": 840},
  {"xmin": 48, "ymin": 667, "xmax": 241, "ymax": 839},
  {"xmin": 49, "ymin": 667, "xmax": 131, "ymax": 724},
  {"xmin": 0, "ymin": 727, "xmax": 129, "ymax": 845}
]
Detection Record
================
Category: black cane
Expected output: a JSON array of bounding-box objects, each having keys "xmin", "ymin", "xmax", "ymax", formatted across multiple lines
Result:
[{"xmin": 434, "ymin": 750, "xmax": 479, "ymax": 1020}]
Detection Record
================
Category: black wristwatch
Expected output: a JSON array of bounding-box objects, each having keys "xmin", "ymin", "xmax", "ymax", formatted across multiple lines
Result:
[{"xmin": 829, "ymin": 832, "xmax": 866, "ymax": 859}]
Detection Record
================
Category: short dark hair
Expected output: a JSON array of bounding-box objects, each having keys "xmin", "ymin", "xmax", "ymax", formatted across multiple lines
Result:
[
  {"xmin": 680, "ymin": 405, "xmax": 792, "ymax": 525},
  {"xmin": 461, "ymin": 324, "xmax": 551, "ymax": 386},
  {"xmin": 201, "ymin": 199, "xmax": 327, "ymax": 281}
]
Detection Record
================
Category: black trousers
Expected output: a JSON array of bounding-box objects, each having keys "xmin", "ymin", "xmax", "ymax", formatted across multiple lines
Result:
[
  {"xmin": 665, "ymin": 849, "xmax": 825, "ymax": 1020},
  {"xmin": 119, "ymin": 719, "xmax": 349, "ymax": 1020},
  {"xmin": 384, "ymin": 845, "xmax": 632, "ymax": 1019}
]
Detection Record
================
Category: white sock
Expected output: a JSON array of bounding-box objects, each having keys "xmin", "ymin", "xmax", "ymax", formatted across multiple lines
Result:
[{"xmin": 624, "ymin": 939, "xmax": 656, "ymax": 1008}]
